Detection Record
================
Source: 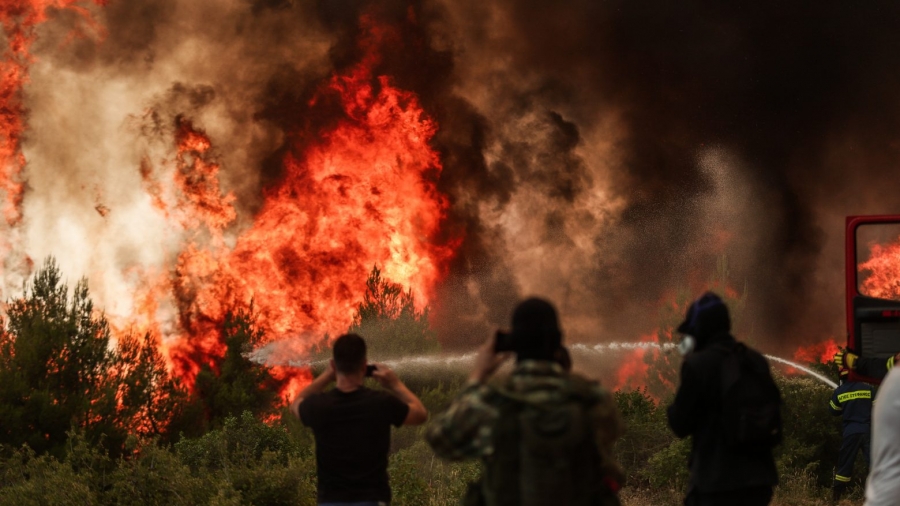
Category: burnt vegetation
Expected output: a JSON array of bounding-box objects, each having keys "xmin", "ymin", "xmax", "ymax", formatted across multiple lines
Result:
[{"xmin": 0, "ymin": 259, "xmax": 849, "ymax": 505}]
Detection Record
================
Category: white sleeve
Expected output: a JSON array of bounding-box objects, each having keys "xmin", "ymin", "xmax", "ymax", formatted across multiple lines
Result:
[{"xmin": 866, "ymin": 368, "xmax": 900, "ymax": 506}]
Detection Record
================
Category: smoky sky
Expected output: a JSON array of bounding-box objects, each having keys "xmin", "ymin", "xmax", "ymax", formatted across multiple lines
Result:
[
  {"xmin": 18, "ymin": 0, "xmax": 900, "ymax": 355},
  {"xmin": 422, "ymin": 0, "xmax": 900, "ymax": 350}
]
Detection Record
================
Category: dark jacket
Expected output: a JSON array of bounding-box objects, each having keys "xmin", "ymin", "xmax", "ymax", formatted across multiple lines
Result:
[
  {"xmin": 667, "ymin": 333, "xmax": 779, "ymax": 493},
  {"xmin": 829, "ymin": 380, "xmax": 874, "ymax": 437}
]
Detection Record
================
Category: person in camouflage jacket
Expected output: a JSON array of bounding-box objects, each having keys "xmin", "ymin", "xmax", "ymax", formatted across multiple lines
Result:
[{"xmin": 425, "ymin": 298, "xmax": 625, "ymax": 506}]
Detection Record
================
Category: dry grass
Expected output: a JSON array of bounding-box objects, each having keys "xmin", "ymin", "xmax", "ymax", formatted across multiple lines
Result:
[{"xmin": 618, "ymin": 469, "xmax": 863, "ymax": 506}]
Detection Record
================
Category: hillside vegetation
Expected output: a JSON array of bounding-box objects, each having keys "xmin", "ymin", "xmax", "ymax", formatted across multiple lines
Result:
[{"xmin": 0, "ymin": 260, "xmax": 853, "ymax": 505}]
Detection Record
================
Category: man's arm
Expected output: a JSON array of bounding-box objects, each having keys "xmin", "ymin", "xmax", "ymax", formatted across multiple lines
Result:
[
  {"xmin": 425, "ymin": 383, "xmax": 498, "ymax": 461},
  {"xmin": 425, "ymin": 336, "xmax": 510, "ymax": 461},
  {"xmin": 856, "ymin": 353, "xmax": 900, "ymax": 380},
  {"xmin": 829, "ymin": 388, "xmax": 843, "ymax": 416},
  {"xmin": 290, "ymin": 363, "xmax": 336, "ymax": 420},
  {"xmin": 372, "ymin": 364, "xmax": 428, "ymax": 425}
]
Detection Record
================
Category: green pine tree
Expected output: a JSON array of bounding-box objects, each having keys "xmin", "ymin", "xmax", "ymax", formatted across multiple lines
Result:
[
  {"xmin": 0, "ymin": 258, "xmax": 181, "ymax": 457},
  {"xmin": 347, "ymin": 265, "xmax": 439, "ymax": 359}
]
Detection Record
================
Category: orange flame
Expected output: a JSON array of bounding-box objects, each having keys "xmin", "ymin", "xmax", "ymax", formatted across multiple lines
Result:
[
  {"xmin": 0, "ymin": 0, "xmax": 105, "ymax": 297},
  {"xmin": 860, "ymin": 238, "xmax": 900, "ymax": 300},
  {"xmin": 793, "ymin": 338, "xmax": 839, "ymax": 364},
  {"xmin": 613, "ymin": 334, "xmax": 655, "ymax": 391},
  {"xmin": 614, "ymin": 347, "xmax": 649, "ymax": 391},
  {"xmin": 129, "ymin": 15, "xmax": 458, "ymax": 396}
]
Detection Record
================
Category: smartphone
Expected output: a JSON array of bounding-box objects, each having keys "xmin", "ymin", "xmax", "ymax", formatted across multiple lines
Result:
[
  {"xmin": 494, "ymin": 330, "xmax": 516, "ymax": 352},
  {"xmin": 365, "ymin": 364, "xmax": 377, "ymax": 377}
]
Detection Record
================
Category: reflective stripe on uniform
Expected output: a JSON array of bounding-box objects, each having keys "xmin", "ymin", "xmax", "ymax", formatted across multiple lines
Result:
[
  {"xmin": 830, "ymin": 400, "xmax": 841, "ymax": 411},
  {"xmin": 888, "ymin": 355, "xmax": 895, "ymax": 371},
  {"xmin": 837, "ymin": 390, "xmax": 872, "ymax": 403},
  {"xmin": 835, "ymin": 474, "xmax": 852, "ymax": 483}
]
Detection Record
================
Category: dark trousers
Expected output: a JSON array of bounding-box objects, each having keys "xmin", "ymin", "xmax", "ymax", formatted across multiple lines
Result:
[
  {"xmin": 833, "ymin": 431, "xmax": 871, "ymax": 491},
  {"xmin": 685, "ymin": 485, "xmax": 773, "ymax": 506}
]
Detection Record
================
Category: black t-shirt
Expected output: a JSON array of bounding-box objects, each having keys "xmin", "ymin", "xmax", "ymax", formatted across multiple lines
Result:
[{"xmin": 298, "ymin": 386, "xmax": 409, "ymax": 503}]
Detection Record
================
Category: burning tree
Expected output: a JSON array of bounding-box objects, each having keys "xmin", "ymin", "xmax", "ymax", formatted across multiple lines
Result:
[
  {"xmin": 176, "ymin": 307, "xmax": 288, "ymax": 437},
  {"xmin": 0, "ymin": 258, "xmax": 180, "ymax": 457}
]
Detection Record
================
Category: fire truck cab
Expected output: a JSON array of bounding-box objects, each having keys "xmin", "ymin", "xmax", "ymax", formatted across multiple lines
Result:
[{"xmin": 846, "ymin": 215, "xmax": 900, "ymax": 384}]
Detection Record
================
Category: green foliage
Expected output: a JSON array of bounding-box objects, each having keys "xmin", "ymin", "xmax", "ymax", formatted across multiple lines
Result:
[
  {"xmin": 613, "ymin": 388, "xmax": 687, "ymax": 491},
  {"xmin": 388, "ymin": 440, "xmax": 481, "ymax": 506},
  {"xmin": 348, "ymin": 265, "xmax": 439, "ymax": 359},
  {"xmin": 0, "ymin": 258, "xmax": 846, "ymax": 505},
  {"xmin": 175, "ymin": 308, "xmax": 287, "ymax": 437},
  {"xmin": 0, "ymin": 371, "xmax": 846, "ymax": 506},
  {"xmin": 112, "ymin": 332, "xmax": 187, "ymax": 442},
  {"xmin": 774, "ymin": 373, "xmax": 842, "ymax": 487},
  {"xmin": 175, "ymin": 411, "xmax": 305, "ymax": 470},
  {"xmin": 0, "ymin": 445, "xmax": 95, "ymax": 506},
  {"xmin": 104, "ymin": 443, "xmax": 209, "ymax": 506},
  {"xmin": 0, "ymin": 258, "xmax": 179, "ymax": 458},
  {"xmin": 175, "ymin": 411, "xmax": 316, "ymax": 506}
]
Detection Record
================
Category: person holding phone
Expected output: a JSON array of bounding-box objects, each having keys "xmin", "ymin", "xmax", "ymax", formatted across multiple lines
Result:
[
  {"xmin": 290, "ymin": 333, "xmax": 427, "ymax": 506},
  {"xmin": 425, "ymin": 297, "xmax": 624, "ymax": 506}
]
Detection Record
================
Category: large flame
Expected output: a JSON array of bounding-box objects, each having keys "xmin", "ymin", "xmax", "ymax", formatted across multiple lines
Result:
[
  {"xmin": 860, "ymin": 237, "xmax": 900, "ymax": 300},
  {"xmin": 130, "ymin": 15, "xmax": 457, "ymax": 390},
  {"xmin": 0, "ymin": 0, "xmax": 104, "ymax": 298},
  {"xmin": 0, "ymin": 3, "xmax": 456, "ymax": 404}
]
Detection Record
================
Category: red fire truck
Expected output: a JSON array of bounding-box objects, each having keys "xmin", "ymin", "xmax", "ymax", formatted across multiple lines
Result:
[{"xmin": 844, "ymin": 215, "xmax": 900, "ymax": 384}]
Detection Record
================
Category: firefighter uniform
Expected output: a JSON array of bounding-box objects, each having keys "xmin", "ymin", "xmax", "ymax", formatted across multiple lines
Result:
[{"xmin": 829, "ymin": 373, "xmax": 874, "ymax": 501}]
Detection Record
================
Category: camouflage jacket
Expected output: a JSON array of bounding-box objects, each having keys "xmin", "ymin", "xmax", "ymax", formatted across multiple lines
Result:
[{"xmin": 425, "ymin": 360, "xmax": 625, "ymax": 484}]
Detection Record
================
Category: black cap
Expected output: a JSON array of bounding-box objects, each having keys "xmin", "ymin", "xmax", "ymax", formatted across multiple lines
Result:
[
  {"xmin": 677, "ymin": 292, "xmax": 731, "ymax": 345},
  {"xmin": 509, "ymin": 298, "xmax": 563, "ymax": 361}
]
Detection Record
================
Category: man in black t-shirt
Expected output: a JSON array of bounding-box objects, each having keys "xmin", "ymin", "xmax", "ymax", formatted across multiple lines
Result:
[{"xmin": 291, "ymin": 333, "xmax": 428, "ymax": 506}]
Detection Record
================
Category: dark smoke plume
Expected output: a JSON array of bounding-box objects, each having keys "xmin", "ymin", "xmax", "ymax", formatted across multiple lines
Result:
[{"xmin": 19, "ymin": 0, "xmax": 900, "ymax": 354}]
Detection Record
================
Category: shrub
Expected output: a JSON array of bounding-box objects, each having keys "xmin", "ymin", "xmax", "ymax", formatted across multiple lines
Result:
[
  {"xmin": 389, "ymin": 440, "xmax": 480, "ymax": 506},
  {"xmin": 174, "ymin": 411, "xmax": 316, "ymax": 505},
  {"xmin": 774, "ymin": 373, "xmax": 842, "ymax": 487},
  {"xmin": 347, "ymin": 266, "xmax": 440, "ymax": 359},
  {"xmin": 0, "ymin": 444, "xmax": 95, "ymax": 506},
  {"xmin": 104, "ymin": 444, "xmax": 210, "ymax": 506}
]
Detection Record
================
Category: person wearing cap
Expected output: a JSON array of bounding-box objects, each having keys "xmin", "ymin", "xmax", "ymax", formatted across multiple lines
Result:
[
  {"xmin": 667, "ymin": 292, "xmax": 779, "ymax": 506},
  {"xmin": 829, "ymin": 367, "xmax": 874, "ymax": 503},
  {"xmin": 424, "ymin": 297, "xmax": 625, "ymax": 506}
]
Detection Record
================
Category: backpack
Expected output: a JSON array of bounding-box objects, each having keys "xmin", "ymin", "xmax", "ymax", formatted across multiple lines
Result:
[
  {"xmin": 717, "ymin": 342, "xmax": 783, "ymax": 449},
  {"xmin": 466, "ymin": 376, "xmax": 620, "ymax": 506}
]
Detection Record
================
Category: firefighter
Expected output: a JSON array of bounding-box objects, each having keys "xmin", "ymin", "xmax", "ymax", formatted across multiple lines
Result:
[
  {"xmin": 835, "ymin": 350, "xmax": 900, "ymax": 381},
  {"xmin": 829, "ymin": 367, "xmax": 875, "ymax": 503}
]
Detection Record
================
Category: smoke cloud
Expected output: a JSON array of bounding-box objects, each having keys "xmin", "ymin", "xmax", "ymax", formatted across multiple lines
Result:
[{"xmin": 11, "ymin": 0, "xmax": 900, "ymax": 356}]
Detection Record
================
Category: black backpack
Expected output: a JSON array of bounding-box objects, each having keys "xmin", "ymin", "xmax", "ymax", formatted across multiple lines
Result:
[
  {"xmin": 465, "ymin": 376, "xmax": 620, "ymax": 506},
  {"xmin": 717, "ymin": 342, "xmax": 783, "ymax": 449}
]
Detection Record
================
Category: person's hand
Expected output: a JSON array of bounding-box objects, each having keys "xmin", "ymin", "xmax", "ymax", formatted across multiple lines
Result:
[
  {"xmin": 370, "ymin": 363, "xmax": 400, "ymax": 389},
  {"xmin": 835, "ymin": 349, "xmax": 858, "ymax": 370},
  {"xmin": 470, "ymin": 335, "xmax": 512, "ymax": 384}
]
